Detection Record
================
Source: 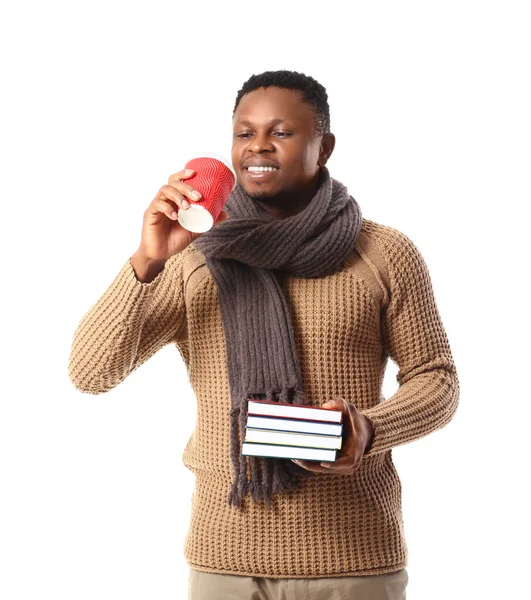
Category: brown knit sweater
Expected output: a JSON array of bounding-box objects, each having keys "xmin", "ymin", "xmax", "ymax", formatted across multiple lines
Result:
[{"xmin": 68, "ymin": 217, "xmax": 459, "ymax": 579}]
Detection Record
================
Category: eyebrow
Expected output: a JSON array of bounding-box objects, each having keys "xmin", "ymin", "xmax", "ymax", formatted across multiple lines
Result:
[{"xmin": 234, "ymin": 118, "xmax": 288, "ymax": 127}]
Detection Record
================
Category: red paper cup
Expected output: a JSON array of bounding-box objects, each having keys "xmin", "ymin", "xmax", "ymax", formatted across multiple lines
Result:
[{"xmin": 177, "ymin": 152, "xmax": 237, "ymax": 233}]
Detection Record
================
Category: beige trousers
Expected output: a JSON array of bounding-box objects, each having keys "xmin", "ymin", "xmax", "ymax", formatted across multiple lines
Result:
[{"xmin": 188, "ymin": 567, "xmax": 408, "ymax": 599}]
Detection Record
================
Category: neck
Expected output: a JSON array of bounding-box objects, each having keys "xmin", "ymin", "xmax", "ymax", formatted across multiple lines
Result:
[{"xmin": 254, "ymin": 169, "xmax": 322, "ymax": 220}]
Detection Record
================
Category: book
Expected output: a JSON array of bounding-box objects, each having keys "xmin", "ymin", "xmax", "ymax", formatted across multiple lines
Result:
[
  {"xmin": 244, "ymin": 427, "xmax": 343, "ymax": 450},
  {"xmin": 241, "ymin": 442, "xmax": 337, "ymax": 462},
  {"xmin": 247, "ymin": 399, "xmax": 343, "ymax": 423},
  {"xmin": 246, "ymin": 415, "xmax": 343, "ymax": 436}
]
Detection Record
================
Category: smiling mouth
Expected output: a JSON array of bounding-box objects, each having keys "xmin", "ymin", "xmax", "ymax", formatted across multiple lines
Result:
[{"xmin": 244, "ymin": 167, "xmax": 280, "ymax": 179}]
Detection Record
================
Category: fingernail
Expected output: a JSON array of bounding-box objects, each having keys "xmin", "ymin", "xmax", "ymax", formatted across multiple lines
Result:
[
  {"xmin": 320, "ymin": 462, "xmax": 331, "ymax": 468},
  {"xmin": 182, "ymin": 200, "xmax": 190, "ymax": 209},
  {"xmin": 185, "ymin": 169, "xmax": 195, "ymax": 175},
  {"xmin": 191, "ymin": 190, "xmax": 202, "ymax": 200}
]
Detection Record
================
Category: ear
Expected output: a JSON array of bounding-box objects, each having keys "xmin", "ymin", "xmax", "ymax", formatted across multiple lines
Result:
[{"xmin": 318, "ymin": 133, "xmax": 336, "ymax": 167}]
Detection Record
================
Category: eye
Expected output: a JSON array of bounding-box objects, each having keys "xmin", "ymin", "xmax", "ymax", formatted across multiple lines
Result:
[
  {"xmin": 274, "ymin": 132, "xmax": 290, "ymax": 137},
  {"xmin": 236, "ymin": 133, "xmax": 252, "ymax": 138}
]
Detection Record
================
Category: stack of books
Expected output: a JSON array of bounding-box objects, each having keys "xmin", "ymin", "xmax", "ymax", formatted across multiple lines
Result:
[{"xmin": 241, "ymin": 398, "xmax": 344, "ymax": 462}]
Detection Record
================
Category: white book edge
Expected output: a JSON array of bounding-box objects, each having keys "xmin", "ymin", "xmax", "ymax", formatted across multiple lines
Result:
[
  {"xmin": 246, "ymin": 415, "xmax": 343, "ymax": 436},
  {"xmin": 245, "ymin": 428, "xmax": 342, "ymax": 449},
  {"xmin": 247, "ymin": 400, "xmax": 342, "ymax": 423},
  {"xmin": 241, "ymin": 442, "xmax": 337, "ymax": 462}
]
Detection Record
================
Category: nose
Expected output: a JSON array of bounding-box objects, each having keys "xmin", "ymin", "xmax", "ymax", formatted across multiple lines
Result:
[{"xmin": 249, "ymin": 130, "xmax": 275, "ymax": 153}]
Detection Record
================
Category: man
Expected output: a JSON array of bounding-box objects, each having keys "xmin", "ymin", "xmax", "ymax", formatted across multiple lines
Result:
[{"xmin": 69, "ymin": 70, "xmax": 459, "ymax": 600}]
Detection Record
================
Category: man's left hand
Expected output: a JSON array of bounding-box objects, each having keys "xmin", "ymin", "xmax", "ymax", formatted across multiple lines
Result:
[{"xmin": 291, "ymin": 396, "xmax": 374, "ymax": 474}]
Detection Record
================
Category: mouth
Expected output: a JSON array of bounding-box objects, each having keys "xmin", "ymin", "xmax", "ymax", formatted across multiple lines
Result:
[{"xmin": 243, "ymin": 166, "xmax": 280, "ymax": 180}]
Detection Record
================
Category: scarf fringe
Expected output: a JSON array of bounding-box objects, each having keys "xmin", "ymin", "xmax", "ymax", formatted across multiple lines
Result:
[{"xmin": 227, "ymin": 383, "xmax": 315, "ymax": 509}]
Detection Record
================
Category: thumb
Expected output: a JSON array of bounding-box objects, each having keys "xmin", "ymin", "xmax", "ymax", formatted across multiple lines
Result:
[
  {"xmin": 323, "ymin": 399, "xmax": 337, "ymax": 408},
  {"xmin": 323, "ymin": 397, "xmax": 344, "ymax": 408}
]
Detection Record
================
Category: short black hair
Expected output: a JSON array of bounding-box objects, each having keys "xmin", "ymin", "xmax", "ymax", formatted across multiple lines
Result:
[{"xmin": 233, "ymin": 70, "xmax": 331, "ymax": 136}]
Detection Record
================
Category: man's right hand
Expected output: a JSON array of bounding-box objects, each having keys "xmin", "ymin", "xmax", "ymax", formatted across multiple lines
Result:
[
  {"xmin": 130, "ymin": 168, "xmax": 229, "ymax": 282},
  {"xmin": 138, "ymin": 168, "xmax": 228, "ymax": 261}
]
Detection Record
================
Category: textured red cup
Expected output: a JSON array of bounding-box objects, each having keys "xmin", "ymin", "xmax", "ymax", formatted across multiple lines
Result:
[{"xmin": 177, "ymin": 152, "xmax": 237, "ymax": 233}]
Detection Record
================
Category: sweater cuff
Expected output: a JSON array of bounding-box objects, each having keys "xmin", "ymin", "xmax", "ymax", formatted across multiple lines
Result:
[{"xmin": 363, "ymin": 419, "xmax": 375, "ymax": 455}]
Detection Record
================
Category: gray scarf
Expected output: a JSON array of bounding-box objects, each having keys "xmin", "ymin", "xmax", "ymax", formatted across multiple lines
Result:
[{"xmin": 193, "ymin": 166, "xmax": 363, "ymax": 509}]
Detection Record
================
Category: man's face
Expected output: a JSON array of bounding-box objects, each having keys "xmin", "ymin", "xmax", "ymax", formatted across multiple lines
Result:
[{"xmin": 231, "ymin": 86, "xmax": 325, "ymax": 200}]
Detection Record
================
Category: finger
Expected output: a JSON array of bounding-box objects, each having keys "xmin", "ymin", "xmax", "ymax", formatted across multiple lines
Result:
[
  {"xmin": 150, "ymin": 198, "xmax": 180, "ymax": 221},
  {"xmin": 322, "ymin": 399, "xmax": 347, "ymax": 421},
  {"xmin": 168, "ymin": 168, "xmax": 196, "ymax": 182},
  {"xmin": 322, "ymin": 397, "xmax": 346, "ymax": 410},
  {"xmin": 156, "ymin": 185, "xmax": 191, "ymax": 211},
  {"xmin": 292, "ymin": 459, "xmax": 336, "ymax": 473},
  {"xmin": 320, "ymin": 456, "xmax": 354, "ymax": 470},
  {"xmin": 322, "ymin": 455, "xmax": 362, "ymax": 472},
  {"xmin": 168, "ymin": 181, "xmax": 202, "ymax": 203},
  {"xmin": 167, "ymin": 176, "xmax": 203, "ymax": 203}
]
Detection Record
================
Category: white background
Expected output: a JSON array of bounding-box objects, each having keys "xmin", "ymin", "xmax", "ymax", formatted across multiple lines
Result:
[{"xmin": 1, "ymin": 1, "xmax": 529, "ymax": 598}]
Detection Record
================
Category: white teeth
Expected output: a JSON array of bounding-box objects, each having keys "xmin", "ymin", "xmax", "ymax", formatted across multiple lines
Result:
[{"xmin": 247, "ymin": 166, "xmax": 277, "ymax": 172}]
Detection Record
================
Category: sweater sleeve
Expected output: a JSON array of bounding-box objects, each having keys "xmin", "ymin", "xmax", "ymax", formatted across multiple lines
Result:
[
  {"xmin": 68, "ymin": 251, "xmax": 187, "ymax": 395},
  {"xmin": 360, "ymin": 227, "xmax": 460, "ymax": 457}
]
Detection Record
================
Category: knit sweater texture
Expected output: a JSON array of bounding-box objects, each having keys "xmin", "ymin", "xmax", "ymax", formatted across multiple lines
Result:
[{"xmin": 68, "ymin": 217, "xmax": 459, "ymax": 579}]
